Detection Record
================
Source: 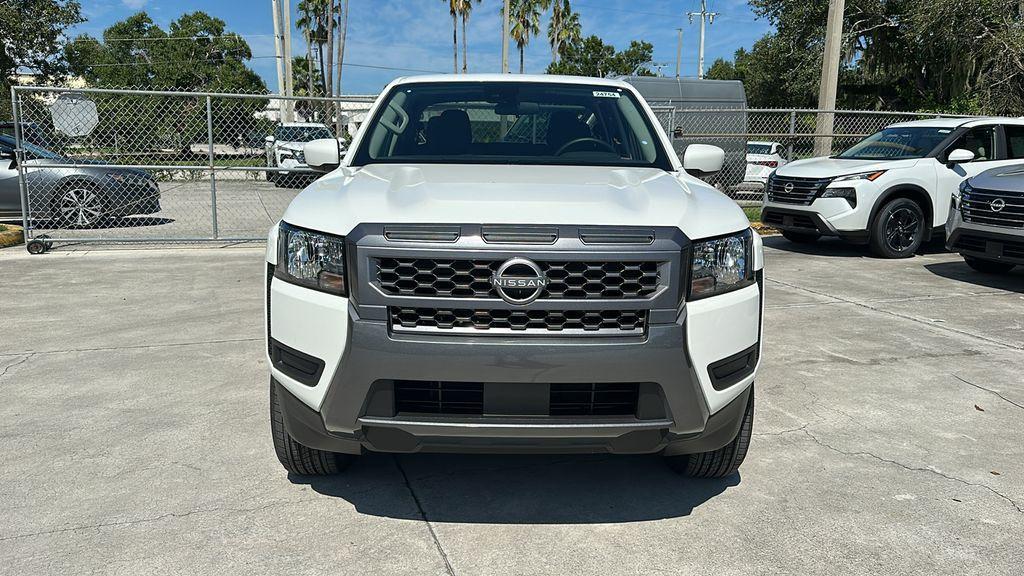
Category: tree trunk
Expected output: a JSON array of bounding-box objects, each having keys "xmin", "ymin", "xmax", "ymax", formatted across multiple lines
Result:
[
  {"xmin": 335, "ymin": 0, "xmax": 349, "ymax": 135},
  {"xmin": 304, "ymin": 30, "xmax": 314, "ymax": 97},
  {"xmin": 452, "ymin": 13, "xmax": 458, "ymax": 74},
  {"xmin": 326, "ymin": 0, "xmax": 335, "ymax": 97},
  {"xmin": 461, "ymin": 14, "xmax": 468, "ymax": 74}
]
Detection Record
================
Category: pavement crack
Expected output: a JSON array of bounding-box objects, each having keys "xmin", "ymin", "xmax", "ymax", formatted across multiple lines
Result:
[
  {"xmin": 952, "ymin": 374, "xmax": 1024, "ymax": 411},
  {"xmin": 0, "ymin": 354, "xmax": 33, "ymax": 380},
  {"xmin": 799, "ymin": 428, "xmax": 1024, "ymax": 513},
  {"xmin": 393, "ymin": 456, "xmax": 456, "ymax": 576},
  {"xmin": 753, "ymin": 423, "xmax": 808, "ymax": 437},
  {"xmin": 767, "ymin": 277, "xmax": 1024, "ymax": 352}
]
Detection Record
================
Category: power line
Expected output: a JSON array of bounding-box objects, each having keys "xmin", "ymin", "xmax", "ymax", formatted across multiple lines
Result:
[{"xmin": 76, "ymin": 56, "xmax": 443, "ymax": 74}]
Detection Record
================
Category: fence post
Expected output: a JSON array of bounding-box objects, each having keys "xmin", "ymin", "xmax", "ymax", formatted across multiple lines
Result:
[
  {"xmin": 11, "ymin": 87, "xmax": 32, "ymax": 240},
  {"xmin": 788, "ymin": 110, "xmax": 796, "ymax": 161},
  {"xmin": 206, "ymin": 95, "xmax": 219, "ymax": 239}
]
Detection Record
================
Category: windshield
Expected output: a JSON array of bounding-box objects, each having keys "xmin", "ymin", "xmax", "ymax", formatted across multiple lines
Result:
[
  {"xmin": 837, "ymin": 127, "xmax": 953, "ymax": 160},
  {"xmin": 0, "ymin": 135, "xmax": 64, "ymax": 160},
  {"xmin": 275, "ymin": 125, "xmax": 333, "ymax": 142},
  {"xmin": 351, "ymin": 81, "xmax": 671, "ymax": 169},
  {"xmin": 747, "ymin": 143, "xmax": 773, "ymax": 155}
]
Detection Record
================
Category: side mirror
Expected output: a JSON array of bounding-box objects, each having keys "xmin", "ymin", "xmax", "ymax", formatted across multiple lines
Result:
[
  {"xmin": 947, "ymin": 148, "xmax": 975, "ymax": 165},
  {"xmin": 304, "ymin": 138, "xmax": 341, "ymax": 173},
  {"xmin": 683, "ymin": 144, "xmax": 725, "ymax": 176},
  {"xmin": 265, "ymin": 135, "xmax": 275, "ymax": 144}
]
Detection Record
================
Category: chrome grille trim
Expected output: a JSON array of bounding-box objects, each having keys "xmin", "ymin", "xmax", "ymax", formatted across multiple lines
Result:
[
  {"xmin": 766, "ymin": 175, "xmax": 832, "ymax": 205},
  {"xmin": 962, "ymin": 188, "xmax": 1024, "ymax": 229}
]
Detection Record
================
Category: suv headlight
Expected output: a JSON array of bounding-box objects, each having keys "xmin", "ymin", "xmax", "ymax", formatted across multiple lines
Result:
[
  {"xmin": 689, "ymin": 228, "xmax": 755, "ymax": 301},
  {"xmin": 275, "ymin": 222, "xmax": 347, "ymax": 296},
  {"xmin": 833, "ymin": 170, "xmax": 886, "ymax": 182}
]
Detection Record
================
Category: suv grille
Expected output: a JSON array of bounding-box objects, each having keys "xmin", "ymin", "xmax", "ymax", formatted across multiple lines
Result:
[
  {"xmin": 766, "ymin": 175, "xmax": 832, "ymax": 205},
  {"xmin": 389, "ymin": 307, "xmax": 646, "ymax": 334},
  {"xmin": 376, "ymin": 258, "xmax": 660, "ymax": 299},
  {"xmin": 394, "ymin": 380, "xmax": 484, "ymax": 414},
  {"xmin": 549, "ymin": 383, "xmax": 639, "ymax": 416},
  {"xmin": 961, "ymin": 187, "xmax": 1024, "ymax": 229},
  {"xmin": 392, "ymin": 381, "xmax": 639, "ymax": 416}
]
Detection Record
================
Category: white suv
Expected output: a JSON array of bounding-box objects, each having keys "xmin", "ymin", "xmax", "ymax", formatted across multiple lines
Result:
[
  {"xmin": 761, "ymin": 117, "xmax": 1024, "ymax": 258},
  {"xmin": 265, "ymin": 75, "xmax": 764, "ymax": 478}
]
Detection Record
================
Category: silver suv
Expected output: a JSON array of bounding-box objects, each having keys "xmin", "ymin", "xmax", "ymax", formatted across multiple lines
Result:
[{"xmin": 946, "ymin": 164, "xmax": 1024, "ymax": 273}]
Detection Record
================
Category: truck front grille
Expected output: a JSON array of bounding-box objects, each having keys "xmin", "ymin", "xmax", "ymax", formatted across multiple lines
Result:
[
  {"xmin": 961, "ymin": 188, "xmax": 1024, "ymax": 229},
  {"xmin": 392, "ymin": 380, "xmax": 639, "ymax": 416},
  {"xmin": 766, "ymin": 175, "xmax": 832, "ymax": 205},
  {"xmin": 389, "ymin": 307, "xmax": 646, "ymax": 335},
  {"xmin": 549, "ymin": 383, "xmax": 639, "ymax": 416},
  {"xmin": 376, "ymin": 257, "xmax": 660, "ymax": 299},
  {"xmin": 394, "ymin": 380, "xmax": 484, "ymax": 414}
]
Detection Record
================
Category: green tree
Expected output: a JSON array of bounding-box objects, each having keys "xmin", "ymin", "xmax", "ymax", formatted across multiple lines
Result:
[
  {"xmin": 547, "ymin": 0, "xmax": 581, "ymax": 64},
  {"xmin": 547, "ymin": 36, "xmax": 654, "ymax": 78},
  {"xmin": 454, "ymin": 0, "xmax": 482, "ymax": 74},
  {"xmin": 505, "ymin": 0, "xmax": 543, "ymax": 73},
  {"xmin": 0, "ymin": 0, "xmax": 83, "ymax": 96}
]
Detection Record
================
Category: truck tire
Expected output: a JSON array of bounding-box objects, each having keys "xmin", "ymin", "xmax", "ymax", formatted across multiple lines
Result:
[
  {"xmin": 781, "ymin": 230, "xmax": 821, "ymax": 244},
  {"xmin": 665, "ymin": 387, "xmax": 754, "ymax": 478},
  {"xmin": 963, "ymin": 256, "xmax": 1016, "ymax": 274},
  {"xmin": 270, "ymin": 381, "xmax": 352, "ymax": 475},
  {"xmin": 869, "ymin": 197, "xmax": 925, "ymax": 258}
]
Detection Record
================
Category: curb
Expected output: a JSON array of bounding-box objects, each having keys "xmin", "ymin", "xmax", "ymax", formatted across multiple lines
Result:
[{"xmin": 0, "ymin": 226, "xmax": 25, "ymax": 249}]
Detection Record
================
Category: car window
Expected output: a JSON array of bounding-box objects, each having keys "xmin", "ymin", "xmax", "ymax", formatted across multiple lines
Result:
[
  {"xmin": 1005, "ymin": 125, "xmax": 1024, "ymax": 159},
  {"xmin": 352, "ymin": 81, "xmax": 671, "ymax": 170},
  {"xmin": 837, "ymin": 127, "xmax": 953, "ymax": 160},
  {"xmin": 275, "ymin": 126, "xmax": 333, "ymax": 142},
  {"xmin": 948, "ymin": 126, "xmax": 996, "ymax": 161},
  {"xmin": 747, "ymin": 143, "xmax": 772, "ymax": 155}
]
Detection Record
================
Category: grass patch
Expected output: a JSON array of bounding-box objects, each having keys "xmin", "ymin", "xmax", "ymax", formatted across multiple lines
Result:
[
  {"xmin": 742, "ymin": 206, "xmax": 761, "ymax": 222},
  {"xmin": 0, "ymin": 224, "xmax": 7, "ymax": 232}
]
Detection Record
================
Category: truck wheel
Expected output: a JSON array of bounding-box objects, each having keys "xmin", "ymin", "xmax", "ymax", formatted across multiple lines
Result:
[
  {"xmin": 869, "ymin": 197, "xmax": 925, "ymax": 258},
  {"xmin": 781, "ymin": 230, "xmax": 821, "ymax": 244},
  {"xmin": 665, "ymin": 387, "xmax": 754, "ymax": 478},
  {"xmin": 270, "ymin": 381, "xmax": 352, "ymax": 475},
  {"xmin": 963, "ymin": 256, "xmax": 1016, "ymax": 274}
]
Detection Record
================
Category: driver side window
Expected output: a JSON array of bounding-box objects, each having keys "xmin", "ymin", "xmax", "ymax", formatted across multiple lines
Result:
[{"xmin": 948, "ymin": 126, "xmax": 996, "ymax": 161}]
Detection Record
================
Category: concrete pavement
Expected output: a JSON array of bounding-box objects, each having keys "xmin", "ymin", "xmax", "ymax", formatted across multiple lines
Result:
[{"xmin": 0, "ymin": 238, "xmax": 1021, "ymax": 575}]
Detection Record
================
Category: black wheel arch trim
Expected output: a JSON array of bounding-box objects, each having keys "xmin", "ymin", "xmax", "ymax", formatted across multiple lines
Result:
[{"xmin": 869, "ymin": 184, "xmax": 935, "ymax": 240}]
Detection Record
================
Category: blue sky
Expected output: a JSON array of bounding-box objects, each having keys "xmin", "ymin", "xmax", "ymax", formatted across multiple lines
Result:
[{"xmin": 75, "ymin": 0, "xmax": 773, "ymax": 94}]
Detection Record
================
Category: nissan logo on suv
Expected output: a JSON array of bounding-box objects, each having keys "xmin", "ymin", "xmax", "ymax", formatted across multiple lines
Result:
[{"xmin": 492, "ymin": 257, "xmax": 548, "ymax": 304}]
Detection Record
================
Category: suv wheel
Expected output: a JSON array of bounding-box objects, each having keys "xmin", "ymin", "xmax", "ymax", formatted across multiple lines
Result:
[
  {"xmin": 781, "ymin": 230, "xmax": 821, "ymax": 244},
  {"xmin": 964, "ymin": 256, "xmax": 1016, "ymax": 274},
  {"xmin": 665, "ymin": 387, "xmax": 754, "ymax": 478},
  {"xmin": 270, "ymin": 381, "xmax": 353, "ymax": 475},
  {"xmin": 870, "ymin": 197, "xmax": 925, "ymax": 258}
]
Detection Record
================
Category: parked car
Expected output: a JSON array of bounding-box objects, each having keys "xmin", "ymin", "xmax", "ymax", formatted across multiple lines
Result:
[
  {"xmin": 761, "ymin": 117, "xmax": 1024, "ymax": 258},
  {"xmin": 0, "ymin": 134, "xmax": 160, "ymax": 226},
  {"xmin": 744, "ymin": 141, "xmax": 787, "ymax": 184},
  {"xmin": 265, "ymin": 75, "xmax": 764, "ymax": 479},
  {"xmin": 946, "ymin": 163, "xmax": 1024, "ymax": 273},
  {"xmin": 618, "ymin": 76, "xmax": 748, "ymax": 191},
  {"xmin": 0, "ymin": 121, "xmax": 49, "ymax": 148},
  {"xmin": 265, "ymin": 122, "xmax": 341, "ymax": 187}
]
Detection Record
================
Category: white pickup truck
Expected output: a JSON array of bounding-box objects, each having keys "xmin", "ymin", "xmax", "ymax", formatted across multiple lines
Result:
[{"xmin": 264, "ymin": 75, "xmax": 764, "ymax": 478}]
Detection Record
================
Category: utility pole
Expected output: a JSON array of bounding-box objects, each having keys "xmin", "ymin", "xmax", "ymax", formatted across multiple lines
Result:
[
  {"xmin": 675, "ymin": 28, "xmax": 683, "ymax": 77},
  {"xmin": 814, "ymin": 0, "xmax": 845, "ymax": 157},
  {"xmin": 501, "ymin": 0, "xmax": 510, "ymax": 73},
  {"xmin": 271, "ymin": 0, "xmax": 287, "ymax": 120},
  {"xmin": 282, "ymin": 0, "xmax": 294, "ymax": 122},
  {"xmin": 688, "ymin": 0, "xmax": 717, "ymax": 79}
]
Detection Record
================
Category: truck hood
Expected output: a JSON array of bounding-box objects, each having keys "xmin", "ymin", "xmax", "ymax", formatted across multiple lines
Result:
[
  {"xmin": 281, "ymin": 164, "xmax": 750, "ymax": 240},
  {"xmin": 777, "ymin": 157, "xmax": 919, "ymax": 178}
]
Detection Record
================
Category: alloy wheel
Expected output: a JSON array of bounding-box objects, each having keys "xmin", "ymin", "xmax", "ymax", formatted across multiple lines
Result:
[
  {"xmin": 58, "ymin": 188, "xmax": 103, "ymax": 227},
  {"xmin": 884, "ymin": 207, "xmax": 920, "ymax": 252}
]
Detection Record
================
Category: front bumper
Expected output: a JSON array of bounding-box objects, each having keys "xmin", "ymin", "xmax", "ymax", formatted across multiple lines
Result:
[
  {"xmin": 946, "ymin": 210, "xmax": 1024, "ymax": 265},
  {"xmin": 761, "ymin": 206, "xmax": 868, "ymax": 243},
  {"xmin": 266, "ymin": 225, "xmax": 763, "ymax": 455}
]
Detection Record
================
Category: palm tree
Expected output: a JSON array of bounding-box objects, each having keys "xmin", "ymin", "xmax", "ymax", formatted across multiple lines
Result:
[
  {"xmin": 506, "ymin": 0, "xmax": 542, "ymax": 73},
  {"xmin": 454, "ymin": 0, "xmax": 482, "ymax": 74},
  {"xmin": 547, "ymin": 0, "xmax": 580, "ymax": 64},
  {"xmin": 296, "ymin": 0, "xmax": 318, "ymax": 96},
  {"xmin": 444, "ymin": 0, "xmax": 458, "ymax": 73}
]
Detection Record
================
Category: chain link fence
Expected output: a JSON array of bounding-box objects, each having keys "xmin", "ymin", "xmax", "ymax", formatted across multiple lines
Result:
[
  {"xmin": 2, "ymin": 86, "xmax": 976, "ymax": 249},
  {"xmin": 4, "ymin": 86, "xmax": 374, "ymax": 247}
]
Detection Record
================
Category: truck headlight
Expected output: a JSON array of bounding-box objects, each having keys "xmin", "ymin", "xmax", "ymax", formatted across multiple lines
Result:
[
  {"xmin": 275, "ymin": 222, "xmax": 347, "ymax": 296},
  {"xmin": 689, "ymin": 229, "xmax": 754, "ymax": 301}
]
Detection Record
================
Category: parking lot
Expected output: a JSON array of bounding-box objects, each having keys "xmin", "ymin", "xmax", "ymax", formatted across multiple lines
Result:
[{"xmin": 1, "ymin": 238, "xmax": 1022, "ymax": 575}]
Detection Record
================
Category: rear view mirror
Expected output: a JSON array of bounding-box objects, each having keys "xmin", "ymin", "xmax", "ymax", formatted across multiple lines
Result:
[
  {"xmin": 683, "ymin": 144, "xmax": 725, "ymax": 176},
  {"xmin": 947, "ymin": 148, "xmax": 975, "ymax": 165},
  {"xmin": 304, "ymin": 138, "xmax": 341, "ymax": 173}
]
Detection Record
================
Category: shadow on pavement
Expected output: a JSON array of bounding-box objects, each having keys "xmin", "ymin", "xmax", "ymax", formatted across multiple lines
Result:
[
  {"xmin": 762, "ymin": 235, "xmax": 868, "ymax": 258},
  {"xmin": 292, "ymin": 452, "xmax": 740, "ymax": 523},
  {"xmin": 924, "ymin": 260, "xmax": 1024, "ymax": 293}
]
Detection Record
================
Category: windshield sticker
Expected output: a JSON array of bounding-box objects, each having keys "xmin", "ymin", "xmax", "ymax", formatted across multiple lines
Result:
[
  {"xmin": 938, "ymin": 129, "xmax": 951, "ymax": 134},
  {"xmin": 593, "ymin": 90, "xmax": 621, "ymax": 98}
]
